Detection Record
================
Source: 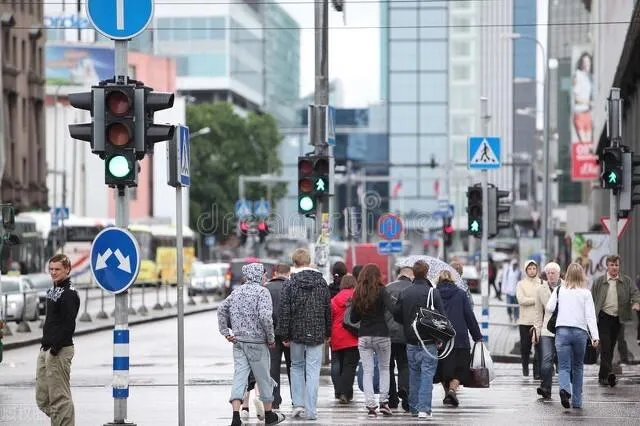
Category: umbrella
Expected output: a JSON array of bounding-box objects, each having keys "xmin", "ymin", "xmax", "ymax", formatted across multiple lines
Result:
[{"xmin": 395, "ymin": 255, "xmax": 468, "ymax": 292}]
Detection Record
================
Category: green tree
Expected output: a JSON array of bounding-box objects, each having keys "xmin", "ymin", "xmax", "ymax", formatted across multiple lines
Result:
[{"xmin": 187, "ymin": 102, "xmax": 286, "ymax": 244}]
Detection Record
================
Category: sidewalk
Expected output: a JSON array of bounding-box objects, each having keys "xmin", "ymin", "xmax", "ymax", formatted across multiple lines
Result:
[{"xmin": 1, "ymin": 289, "xmax": 220, "ymax": 350}]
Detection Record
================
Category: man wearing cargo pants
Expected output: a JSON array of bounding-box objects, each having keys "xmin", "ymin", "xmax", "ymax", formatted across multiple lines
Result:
[{"xmin": 36, "ymin": 254, "xmax": 80, "ymax": 426}]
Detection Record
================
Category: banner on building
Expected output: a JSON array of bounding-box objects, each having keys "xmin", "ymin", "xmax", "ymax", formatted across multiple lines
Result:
[
  {"xmin": 571, "ymin": 232, "xmax": 609, "ymax": 288},
  {"xmin": 570, "ymin": 45, "xmax": 599, "ymax": 181},
  {"xmin": 46, "ymin": 44, "xmax": 115, "ymax": 87}
]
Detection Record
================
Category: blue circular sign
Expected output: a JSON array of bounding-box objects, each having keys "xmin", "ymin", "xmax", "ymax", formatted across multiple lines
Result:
[
  {"xmin": 377, "ymin": 213, "xmax": 403, "ymax": 240},
  {"xmin": 86, "ymin": 0, "xmax": 154, "ymax": 40},
  {"xmin": 90, "ymin": 227, "xmax": 141, "ymax": 294}
]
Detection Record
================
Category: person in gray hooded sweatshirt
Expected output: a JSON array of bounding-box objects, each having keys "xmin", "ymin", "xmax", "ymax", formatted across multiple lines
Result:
[{"xmin": 218, "ymin": 263, "xmax": 286, "ymax": 426}]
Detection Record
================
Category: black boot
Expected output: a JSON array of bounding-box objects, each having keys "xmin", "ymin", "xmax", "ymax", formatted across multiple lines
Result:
[{"xmin": 522, "ymin": 363, "xmax": 529, "ymax": 377}]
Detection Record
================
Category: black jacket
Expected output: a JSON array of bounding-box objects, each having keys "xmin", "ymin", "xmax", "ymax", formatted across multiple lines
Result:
[
  {"xmin": 276, "ymin": 269, "xmax": 331, "ymax": 345},
  {"xmin": 438, "ymin": 281, "xmax": 482, "ymax": 348},
  {"xmin": 328, "ymin": 275, "xmax": 342, "ymax": 299},
  {"xmin": 393, "ymin": 278, "xmax": 445, "ymax": 345},
  {"xmin": 350, "ymin": 286, "xmax": 396, "ymax": 338},
  {"xmin": 265, "ymin": 277, "xmax": 286, "ymax": 331},
  {"xmin": 41, "ymin": 278, "xmax": 80, "ymax": 351},
  {"xmin": 385, "ymin": 276, "xmax": 413, "ymax": 344}
]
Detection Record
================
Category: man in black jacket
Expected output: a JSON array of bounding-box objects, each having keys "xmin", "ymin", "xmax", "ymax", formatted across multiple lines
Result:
[
  {"xmin": 265, "ymin": 263, "xmax": 292, "ymax": 409},
  {"xmin": 36, "ymin": 254, "xmax": 80, "ymax": 426},
  {"xmin": 393, "ymin": 261, "xmax": 445, "ymax": 418},
  {"xmin": 385, "ymin": 266, "xmax": 414, "ymax": 411},
  {"xmin": 276, "ymin": 249, "xmax": 331, "ymax": 421}
]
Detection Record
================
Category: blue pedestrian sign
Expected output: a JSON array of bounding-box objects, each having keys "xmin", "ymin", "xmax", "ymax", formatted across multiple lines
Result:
[
  {"xmin": 90, "ymin": 228, "xmax": 141, "ymax": 294},
  {"xmin": 50, "ymin": 207, "xmax": 69, "ymax": 225},
  {"xmin": 468, "ymin": 137, "xmax": 501, "ymax": 169},
  {"xmin": 254, "ymin": 199, "xmax": 270, "ymax": 218},
  {"xmin": 235, "ymin": 199, "xmax": 252, "ymax": 218},
  {"xmin": 86, "ymin": 0, "xmax": 154, "ymax": 40},
  {"xmin": 377, "ymin": 240, "xmax": 403, "ymax": 255},
  {"xmin": 178, "ymin": 125, "xmax": 190, "ymax": 186}
]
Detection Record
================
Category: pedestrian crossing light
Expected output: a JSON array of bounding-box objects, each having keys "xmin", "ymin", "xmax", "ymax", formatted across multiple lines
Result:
[
  {"xmin": 618, "ymin": 150, "xmax": 640, "ymax": 217},
  {"xmin": 466, "ymin": 185, "xmax": 483, "ymax": 238},
  {"xmin": 600, "ymin": 146, "xmax": 623, "ymax": 191},
  {"xmin": 488, "ymin": 186, "xmax": 511, "ymax": 238}
]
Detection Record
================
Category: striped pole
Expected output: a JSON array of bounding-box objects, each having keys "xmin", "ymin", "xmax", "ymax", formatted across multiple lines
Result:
[{"xmin": 113, "ymin": 327, "xmax": 129, "ymax": 399}]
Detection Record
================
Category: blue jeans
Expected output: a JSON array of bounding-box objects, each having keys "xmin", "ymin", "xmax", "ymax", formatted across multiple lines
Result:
[
  {"xmin": 555, "ymin": 327, "xmax": 587, "ymax": 407},
  {"xmin": 290, "ymin": 342, "xmax": 324, "ymax": 418},
  {"xmin": 506, "ymin": 295, "xmax": 519, "ymax": 321},
  {"xmin": 539, "ymin": 336, "xmax": 556, "ymax": 392},
  {"xmin": 406, "ymin": 343, "xmax": 438, "ymax": 414},
  {"xmin": 230, "ymin": 342, "xmax": 275, "ymax": 403}
]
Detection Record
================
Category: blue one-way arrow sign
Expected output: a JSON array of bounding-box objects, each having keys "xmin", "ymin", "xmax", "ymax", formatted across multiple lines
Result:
[{"xmin": 90, "ymin": 228, "xmax": 141, "ymax": 294}]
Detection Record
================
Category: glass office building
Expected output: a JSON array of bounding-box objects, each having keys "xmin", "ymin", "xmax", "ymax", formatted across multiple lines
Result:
[{"xmin": 380, "ymin": 1, "xmax": 449, "ymax": 215}]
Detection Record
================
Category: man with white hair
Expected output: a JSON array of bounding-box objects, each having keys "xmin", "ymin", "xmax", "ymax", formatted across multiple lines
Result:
[{"xmin": 532, "ymin": 262, "xmax": 563, "ymax": 399}]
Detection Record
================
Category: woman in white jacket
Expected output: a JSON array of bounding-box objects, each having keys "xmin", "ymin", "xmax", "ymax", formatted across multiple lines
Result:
[{"xmin": 546, "ymin": 263, "xmax": 599, "ymax": 409}]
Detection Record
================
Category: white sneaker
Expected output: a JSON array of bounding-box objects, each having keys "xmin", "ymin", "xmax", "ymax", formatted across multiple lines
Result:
[
  {"xmin": 418, "ymin": 411, "xmax": 432, "ymax": 419},
  {"xmin": 292, "ymin": 407, "xmax": 305, "ymax": 418},
  {"xmin": 253, "ymin": 398, "xmax": 265, "ymax": 420}
]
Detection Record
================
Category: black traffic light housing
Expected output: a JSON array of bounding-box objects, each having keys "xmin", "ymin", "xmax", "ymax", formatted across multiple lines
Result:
[
  {"xmin": 488, "ymin": 186, "xmax": 511, "ymax": 238},
  {"xmin": 297, "ymin": 155, "xmax": 332, "ymax": 216},
  {"xmin": 138, "ymin": 88, "xmax": 175, "ymax": 157},
  {"xmin": 68, "ymin": 86, "xmax": 105, "ymax": 155},
  {"xmin": 600, "ymin": 146, "xmax": 623, "ymax": 191},
  {"xmin": 442, "ymin": 216, "xmax": 453, "ymax": 247},
  {"xmin": 466, "ymin": 185, "xmax": 482, "ymax": 238},
  {"xmin": 103, "ymin": 84, "xmax": 138, "ymax": 187}
]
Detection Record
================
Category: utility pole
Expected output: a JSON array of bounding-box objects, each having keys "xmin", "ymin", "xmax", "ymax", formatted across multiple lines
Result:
[
  {"xmin": 607, "ymin": 88, "xmax": 622, "ymax": 255},
  {"xmin": 480, "ymin": 97, "xmax": 490, "ymax": 344}
]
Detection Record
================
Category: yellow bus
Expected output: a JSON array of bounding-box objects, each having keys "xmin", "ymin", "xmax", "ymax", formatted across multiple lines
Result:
[{"xmin": 128, "ymin": 224, "xmax": 196, "ymax": 286}]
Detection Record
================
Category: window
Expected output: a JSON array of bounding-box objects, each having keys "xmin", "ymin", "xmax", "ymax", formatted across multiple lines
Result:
[
  {"xmin": 452, "ymin": 64, "xmax": 471, "ymax": 80},
  {"xmin": 419, "ymin": 137, "xmax": 447, "ymax": 163},
  {"xmin": 176, "ymin": 53, "xmax": 226, "ymax": 77},
  {"xmin": 390, "ymin": 105, "xmax": 418, "ymax": 133},
  {"xmin": 451, "ymin": 41, "xmax": 470, "ymax": 57},
  {"xmin": 390, "ymin": 8, "xmax": 417, "ymax": 39},
  {"xmin": 451, "ymin": 115, "xmax": 472, "ymax": 134},
  {"xmin": 451, "ymin": 17, "xmax": 471, "ymax": 34},
  {"xmin": 391, "ymin": 1, "xmax": 421, "ymax": 8},
  {"xmin": 389, "ymin": 167, "xmax": 418, "ymax": 198},
  {"xmin": 389, "ymin": 136, "xmax": 417, "ymax": 164},
  {"xmin": 419, "ymin": 105, "xmax": 447, "ymax": 133},
  {"xmin": 22, "ymin": 98, "xmax": 26, "ymax": 129},
  {"xmin": 419, "ymin": 73, "xmax": 447, "ymax": 102},
  {"xmin": 419, "ymin": 41, "xmax": 447, "ymax": 71},
  {"xmin": 419, "ymin": 8, "xmax": 447, "ymax": 39},
  {"xmin": 390, "ymin": 73, "xmax": 418, "ymax": 103},
  {"xmin": 21, "ymin": 40, "xmax": 25, "ymax": 69},
  {"xmin": 450, "ymin": 86, "xmax": 470, "ymax": 108},
  {"xmin": 390, "ymin": 41, "xmax": 417, "ymax": 71}
]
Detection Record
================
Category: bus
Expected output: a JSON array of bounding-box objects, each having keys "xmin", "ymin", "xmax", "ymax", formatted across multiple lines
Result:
[
  {"xmin": 0, "ymin": 215, "xmax": 46, "ymax": 275},
  {"xmin": 128, "ymin": 224, "xmax": 196, "ymax": 286}
]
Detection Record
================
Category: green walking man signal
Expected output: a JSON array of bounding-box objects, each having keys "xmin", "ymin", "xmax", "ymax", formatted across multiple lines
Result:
[
  {"xmin": 608, "ymin": 171, "xmax": 618, "ymax": 184},
  {"xmin": 470, "ymin": 220, "xmax": 480, "ymax": 233}
]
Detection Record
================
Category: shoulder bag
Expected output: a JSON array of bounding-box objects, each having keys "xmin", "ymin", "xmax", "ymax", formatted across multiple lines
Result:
[
  {"xmin": 411, "ymin": 287, "xmax": 456, "ymax": 359},
  {"xmin": 546, "ymin": 286, "xmax": 560, "ymax": 334},
  {"xmin": 342, "ymin": 299, "xmax": 360, "ymax": 336}
]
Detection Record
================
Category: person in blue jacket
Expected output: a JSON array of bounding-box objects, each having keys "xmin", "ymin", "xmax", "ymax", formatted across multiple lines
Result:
[{"xmin": 434, "ymin": 270, "xmax": 483, "ymax": 408}]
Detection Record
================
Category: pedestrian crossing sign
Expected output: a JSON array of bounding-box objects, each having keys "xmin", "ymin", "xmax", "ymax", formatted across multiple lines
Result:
[
  {"xmin": 178, "ymin": 125, "xmax": 190, "ymax": 186},
  {"xmin": 468, "ymin": 137, "xmax": 501, "ymax": 169}
]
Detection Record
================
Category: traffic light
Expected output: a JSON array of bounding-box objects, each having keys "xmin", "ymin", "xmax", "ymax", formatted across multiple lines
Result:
[
  {"xmin": 239, "ymin": 220, "xmax": 249, "ymax": 246},
  {"xmin": 257, "ymin": 221, "xmax": 269, "ymax": 243},
  {"xmin": 137, "ymin": 87, "xmax": 175, "ymax": 158},
  {"xmin": 600, "ymin": 146, "xmax": 623, "ymax": 191},
  {"xmin": 466, "ymin": 185, "xmax": 482, "ymax": 238},
  {"xmin": 618, "ymin": 150, "xmax": 640, "ymax": 217},
  {"xmin": 442, "ymin": 216, "xmax": 453, "ymax": 247},
  {"xmin": 68, "ymin": 86, "xmax": 105, "ymax": 155},
  {"xmin": 488, "ymin": 186, "xmax": 511, "ymax": 238},
  {"xmin": 103, "ymin": 84, "xmax": 138, "ymax": 187},
  {"xmin": 297, "ymin": 155, "xmax": 332, "ymax": 215}
]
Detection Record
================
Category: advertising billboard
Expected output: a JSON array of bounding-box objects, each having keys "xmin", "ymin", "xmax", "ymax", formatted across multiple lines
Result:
[
  {"xmin": 46, "ymin": 44, "xmax": 115, "ymax": 86},
  {"xmin": 571, "ymin": 232, "xmax": 609, "ymax": 288},
  {"xmin": 570, "ymin": 45, "xmax": 599, "ymax": 181}
]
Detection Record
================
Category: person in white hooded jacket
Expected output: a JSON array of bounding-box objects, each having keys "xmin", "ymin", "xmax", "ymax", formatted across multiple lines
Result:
[
  {"xmin": 516, "ymin": 260, "xmax": 543, "ymax": 378},
  {"xmin": 502, "ymin": 259, "xmax": 522, "ymax": 323}
]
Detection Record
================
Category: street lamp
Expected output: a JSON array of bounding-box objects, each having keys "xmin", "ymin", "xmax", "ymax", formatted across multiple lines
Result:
[
  {"xmin": 191, "ymin": 127, "xmax": 211, "ymax": 138},
  {"xmin": 502, "ymin": 32, "xmax": 553, "ymax": 264}
]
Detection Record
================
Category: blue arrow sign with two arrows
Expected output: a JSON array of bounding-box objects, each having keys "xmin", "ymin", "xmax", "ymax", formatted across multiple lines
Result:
[{"xmin": 90, "ymin": 228, "xmax": 141, "ymax": 294}]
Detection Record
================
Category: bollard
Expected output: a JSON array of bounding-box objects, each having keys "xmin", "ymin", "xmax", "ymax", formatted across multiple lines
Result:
[
  {"xmin": 78, "ymin": 286, "xmax": 92, "ymax": 322},
  {"xmin": 200, "ymin": 293, "xmax": 209, "ymax": 304},
  {"xmin": 187, "ymin": 292, "xmax": 196, "ymax": 306},
  {"xmin": 163, "ymin": 283, "xmax": 172, "ymax": 309},
  {"xmin": 96, "ymin": 288, "xmax": 109, "ymax": 320},
  {"xmin": 137, "ymin": 284, "xmax": 148, "ymax": 316},
  {"xmin": 2, "ymin": 294, "xmax": 13, "ymax": 336},
  {"xmin": 16, "ymin": 291, "xmax": 32, "ymax": 333},
  {"xmin": 127, "ymin": 289, "xmax": 137, "ymax": 316},
  {"xmin": 152, "ymin": 283, "xmax": 163, "ymax": 310}
]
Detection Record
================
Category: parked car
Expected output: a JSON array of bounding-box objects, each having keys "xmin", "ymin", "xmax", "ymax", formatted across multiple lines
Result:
[
  {"xmin": 27, "ymin": 273, "xmax": 54, "ymax": 316},
  {"xmin": 188, "ymin": 262, "xmax": 229, "ymax": 297},
  {"xmin": 462, "ymin": 265, "xmax": 480, "ymax": 294},
  {"xmin": 0, "ymin": 276, "xmax": 40, "ymax": 322},
  {"xmin": 224, "ymin": 257, "xmax": 279, "ymax": 297}
]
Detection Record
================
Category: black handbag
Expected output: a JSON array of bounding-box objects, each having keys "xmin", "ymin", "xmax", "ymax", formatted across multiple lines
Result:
[
  {"xmin": 413, "ymin": 288, "xmax": 456, "ymax": 343},
  {"xmin": 342, "ymin": 299, "xmax": 360, "ymax": 336},
  {"xmin": 546, "ymin": 286, "xmax": 560, "ymax": 334},
  {"xmin": 584, "ymin": 335, "xmax": 599, "ymax": 365},
  {"xmin": 466, "ymin": 342, "xmax": 490, "ymax": 388}
]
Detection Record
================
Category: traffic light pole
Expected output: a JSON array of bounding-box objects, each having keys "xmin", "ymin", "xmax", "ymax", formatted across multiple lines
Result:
[
  {"xmin": 106, "ymin": 40, "xmax": 135, "ymax": 426},
  {"xmin": 607, "ymin": 88, "xmax": 622, "ymax": 255},
  {"xmin": 480, "ymin": 97, "xmax": 490, "ymax": 344}
]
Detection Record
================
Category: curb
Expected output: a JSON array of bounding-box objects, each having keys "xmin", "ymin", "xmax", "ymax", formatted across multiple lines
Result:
[{"xmin": 3, "ymin": 305, "xmax": 218, "ymax": 351}]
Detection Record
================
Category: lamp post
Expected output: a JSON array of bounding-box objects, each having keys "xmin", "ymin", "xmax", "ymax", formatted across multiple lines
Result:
[{"xmin": 502, "ymin": 32, "xmax": 553, "ymax": 264}]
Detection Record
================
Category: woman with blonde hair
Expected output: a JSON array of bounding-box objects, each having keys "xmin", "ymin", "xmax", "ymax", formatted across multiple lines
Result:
[
  {"xmin": 435, "ymin": 270, "xmax": 482, "ymax": 407},
  {"xmin": 546, "ymin": 263, "xmax": 599, "ymax": 409}
]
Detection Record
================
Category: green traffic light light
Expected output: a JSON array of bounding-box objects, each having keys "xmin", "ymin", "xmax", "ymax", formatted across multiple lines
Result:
[
  {"xmin": 470, "ymin": 220, "xmax": 480, "ymax": 233},
  {"xmin": 608, "ymin": 171, "xmax": 618, "ymax": 184},
  {"xmin": 299, "ymin": 195, "xmax": 314, "ymax": 212},
  {"xmin": 108, "ymin": 155, "xmax": 131, "ymax": 178}
]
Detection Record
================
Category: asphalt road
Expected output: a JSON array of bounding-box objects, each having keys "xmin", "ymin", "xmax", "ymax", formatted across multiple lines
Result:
[{"xmin": 1, "ymin": 311, "xmax": 639, "ymax": 425}]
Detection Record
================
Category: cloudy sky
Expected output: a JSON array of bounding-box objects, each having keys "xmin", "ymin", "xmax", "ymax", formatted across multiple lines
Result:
[{"xmin": 279, "ymin": 0, "xmax": 381, "ymax": 107}]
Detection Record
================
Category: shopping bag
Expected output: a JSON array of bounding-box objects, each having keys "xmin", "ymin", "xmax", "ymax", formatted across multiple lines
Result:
[
  {"xmin": 466, "ymin": 342, "xmax": 491, "ymax": 388},
  {"xmin": 470, "ymin": 342, "xmax": 496, "ymax": 382},
  {"xmin": 356, "ymin": 353, "xmax": 379, "ymax": 393}
]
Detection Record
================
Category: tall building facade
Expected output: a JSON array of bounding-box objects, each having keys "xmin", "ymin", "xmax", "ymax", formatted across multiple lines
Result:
[
  {"xmin": 1, "ymin": 3, "xmax": 48, "ymax": 211},
  {"xmin": 380, "ymin": 1, "xmax": 449, "ymax": 215}
]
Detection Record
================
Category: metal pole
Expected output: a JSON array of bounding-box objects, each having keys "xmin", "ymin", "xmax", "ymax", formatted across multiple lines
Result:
[
  {"xmin": 176, "ymin": 185, "xmax": 185, "ymax": 426},
  {"xmin": 61, "ymin": 172, "xmax": 67, "ymax": 252},
  {"xmin": 480, "ymin": 97, "xmax": 490, "ymax": 344},
  {"xmin": 360, "ymin": 170, "xmax": 367, "ymax": 244},
  {"xmin": 106, "ymin": 39, "xmax": 135, "ymax": 426},
  {"xmin": 608, "ymin": 88, "xmax": 622, "ymax": 255},
  {"xmin": 541, "ymin": 29, "xmax": 551, "ymax": 265}
]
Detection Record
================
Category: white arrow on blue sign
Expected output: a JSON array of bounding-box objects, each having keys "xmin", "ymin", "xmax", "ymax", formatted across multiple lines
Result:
[
  {"xmin": 377, "ymin": 240, "xmax": 403, "ymax": 255},
  {"xmin": 90, "ymin": 228, "xmax": 141, "ymax": 294},
  {"xmin": 86, "ymin": 0, "xmax": 154, "ymax": 40}
]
